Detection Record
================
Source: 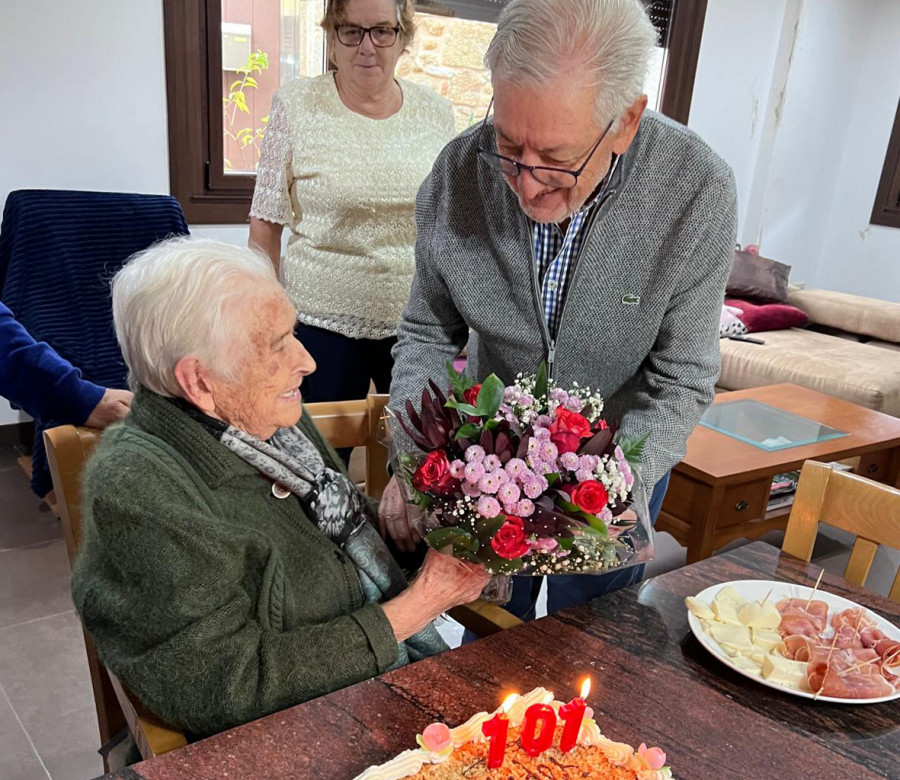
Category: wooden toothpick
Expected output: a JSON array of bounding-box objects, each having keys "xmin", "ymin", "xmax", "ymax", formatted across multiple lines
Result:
[{"xmin": 805, "ymin": 569, "xmax": 825, "ymax": 609}]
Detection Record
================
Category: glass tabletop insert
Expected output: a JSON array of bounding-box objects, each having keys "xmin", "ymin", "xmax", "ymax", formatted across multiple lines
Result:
[{"xmin": 699, "ymin": 399, "xmax": 849, "ymax": 451}]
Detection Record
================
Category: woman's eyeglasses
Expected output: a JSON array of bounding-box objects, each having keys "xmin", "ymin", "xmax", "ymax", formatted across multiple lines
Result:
[{"xmin": 335, "ymin": 25, "xmax": 400, "ymax": 48}]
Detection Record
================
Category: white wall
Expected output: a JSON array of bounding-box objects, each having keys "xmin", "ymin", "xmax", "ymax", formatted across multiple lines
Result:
[
  {"xmin": 0, "ymin": 1, "xmax": 251, "ymax": 425},
  {"xmin": 690, "ymin": 0, "xmax": 900, "ymax": 301}
]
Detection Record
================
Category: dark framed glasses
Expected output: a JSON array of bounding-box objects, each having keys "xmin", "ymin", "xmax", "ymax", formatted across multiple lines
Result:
[
  {"xmin": 476, "ymin": 99, "xmax": 615, "ymax": 189},
  {"xmin": 335, "ymin": 25, "xmax": 400, "ymax": 48}
]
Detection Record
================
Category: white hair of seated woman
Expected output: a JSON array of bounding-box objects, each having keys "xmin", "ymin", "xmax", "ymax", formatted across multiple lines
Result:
[{"xmin": 112, "ymin": 237, "xmax": 283, "ymax": 396}]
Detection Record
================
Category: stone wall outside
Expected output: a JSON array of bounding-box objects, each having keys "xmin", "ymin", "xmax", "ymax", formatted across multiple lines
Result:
[{"xmin": 397, "ymin": 13, "xmax": 496, "ymax": 134}]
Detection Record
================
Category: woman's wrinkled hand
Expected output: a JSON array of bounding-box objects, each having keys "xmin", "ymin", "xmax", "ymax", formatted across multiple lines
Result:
[
  {"xmin": 381, "ymin": 550, "xmax": 491, "ymax": 642},
  {"xmin": 377, "ymin": 475, "xmax": 422, "ymax": 553}
]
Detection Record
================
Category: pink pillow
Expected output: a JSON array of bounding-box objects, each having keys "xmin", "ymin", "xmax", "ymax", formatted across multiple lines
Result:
[{"xmin": 725, "ymin": 297, "xmax": 809, "ymax": 333}]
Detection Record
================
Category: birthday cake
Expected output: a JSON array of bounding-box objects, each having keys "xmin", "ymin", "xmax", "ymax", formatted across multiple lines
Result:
[{"xmin": 353, "ymin": 688, "xmax": 672, "ymax": 779}]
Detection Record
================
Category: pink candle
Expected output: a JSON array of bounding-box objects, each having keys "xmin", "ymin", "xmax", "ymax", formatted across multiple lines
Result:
[{"xmin": 520, "ymin": 704, "xmax": 557, "ymax": 757}]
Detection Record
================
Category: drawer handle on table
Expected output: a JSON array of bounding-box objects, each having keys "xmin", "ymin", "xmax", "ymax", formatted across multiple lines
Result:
[
  {"xmin": 867, "ymin": 463, "xmax": 879, "ymax": 475},
  {"xmin": 735, "ymin": 500, "xmax": 750, "ymax": 512}
]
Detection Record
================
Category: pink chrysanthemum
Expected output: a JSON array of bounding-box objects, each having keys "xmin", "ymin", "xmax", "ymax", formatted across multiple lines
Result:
[
  {"xmin": 449, "ymin": 459, "xmax": 466, "ymax": 479},
  {"xmin": 497, "ymin": 482, "xmax": 521, "ymax": 505},
  {"xmin": 478, "ymin": 473, "xmax": 500, "ymax": 495},
  {"xmin": 575, "ymin": 468, "xmax": 594, "ymax": 483},
  {"xmin": 476, "ymin": 495, "xmax": 501, "ymax": 519},
  {"xmin": 532, "ymin": 426, "xmax": 550, "ymax": 441},
  {"xmin": 483, "ymin": 454, "xmax": 501, "ymax": 472},
  {"xmin": 505, "ymin": 458, "xmax": 527, "ymax": 478},
  {"xmin": 461, "ymin": 480, "xmax": 481, "ymax": 498},
  {"xmin": 539, "ymin": 440, "xmax": 559, "ymax": 462},
  {"xmin": 516, "ymin": 498, "xmax": 535, "ymax": 516},
  {"xmin": 464, "ymin": 445, "xmax": 485, "ymax": 463},
  {"xmin": 560, "ymin": 451, "xmax": 579, "ymax": 470},
  {"xmin": 579, "ymin": 454, "xmax": 600, "ymax": 471},
  {"xmin": 523, "ymin": 479, "xmax": 543, "ymax": 499},
  {"xmin": 464, "ymin": 461, "xmax": 485, "ymax": 484}
]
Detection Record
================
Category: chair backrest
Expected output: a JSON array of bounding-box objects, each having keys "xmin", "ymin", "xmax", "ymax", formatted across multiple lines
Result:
[
  {"xmin": 305, "ymin": 394, "xmax": 390, "ymax": 499},
  {"xmin": 783, "ymin": 460, "xmax": 900, "ymax": 602},
  {"xmin": 43, "ymin": 425, "xmax": 187, "ymax": 766}
]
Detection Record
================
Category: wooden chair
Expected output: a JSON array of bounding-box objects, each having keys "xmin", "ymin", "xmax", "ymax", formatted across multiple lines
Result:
[
  {"xmin": 43, "ymin": 397, "xmax": 520, "ymax": 767},
  {"xmin": 44, "ymin": 425, "xmax": 188, "ymax": 769},
  {"xmin": 305, "ymin": 395, "xmax": 522, "ymax": 635},
  {"xmin": 782, "ymin": 460, "xmax": 900, "ymax": 602}
]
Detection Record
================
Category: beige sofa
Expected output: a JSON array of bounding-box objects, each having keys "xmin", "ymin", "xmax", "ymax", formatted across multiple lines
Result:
[{"xmin": 718, "ymin": 289, "xmax": 900, "ymax": 416}]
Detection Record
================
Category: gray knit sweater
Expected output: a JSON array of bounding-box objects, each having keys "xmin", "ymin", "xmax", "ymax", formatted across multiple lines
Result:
[{"xmin": 390, "ymin": 111, "xmax": 737, "ymax": 488}]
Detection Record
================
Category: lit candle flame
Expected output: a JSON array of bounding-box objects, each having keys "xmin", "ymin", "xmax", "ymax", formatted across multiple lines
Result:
[
  {"xmin": 579, "ymin": 677, "xmax": 591, "ymax": 699},
  {"xmin": 500, "ymin": 693, "xmax": 519, "ymax": 713}
]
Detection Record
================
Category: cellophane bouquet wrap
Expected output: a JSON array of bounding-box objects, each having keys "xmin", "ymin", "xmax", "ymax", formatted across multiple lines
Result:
[{"xmin": 387, "ymin": 363, "xmax": 655, "ymax": 585}]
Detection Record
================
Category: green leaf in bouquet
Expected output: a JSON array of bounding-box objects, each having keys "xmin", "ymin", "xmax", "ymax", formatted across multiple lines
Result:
[
  {"xmin": 425, "ymin": 527, "xmax": 479, "ymax": 552},
  {"xmin": 534, "ymin": 361, "xmax": 549, "ymax": 402},
  {"xmin": 445, "ymin": 360, "xmax": 476, "ymax": 398},
  {"xmin": 444, "ymin": 398, "xmax": 482, "ymax": 417},
  {"xmin": 484, "ymin": 418, "xmax": 499, "ymax": 432},
  {"xmin": 556, "ymin": 537, "xmax": 575, "ymax": 550},
  {"xmin": 454, "ymin": 422, "xmax": 482, "ymax": 441},
  {"xmin": 398, "ymin": 452, "xmax": 419, "ymax": 473},
  {"xmin": 580, "ymin": 514, "xmax": 610, "ymax": 538},
  {"xmin": 477, "ymin": 544, "xmax": 525, "ymax": 575},
  {"xmin": 472, "ymin": 515, "xmax": 506, "ymax": 545},
  {"xmin": 556, "ymin": 498, "xmax": 583, "ymax": 514},
  {"xmin": 545, "ymin": 472, "xmax": 560, "ymax": 487},
  {"xmin": 475, "ymin": 374, "xmax": 504, "ymax": 418},
  {"xmin": 616, "ymin": 431, "xmax": 650, "ymax": 466}
]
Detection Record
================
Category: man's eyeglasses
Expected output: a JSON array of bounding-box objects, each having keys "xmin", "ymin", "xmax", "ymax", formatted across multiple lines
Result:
[
  {"xmin": 476, "ymin": 99, "xmax": 615, "ymax": 189},
  {"xmin": 335, "ymin": 25, "xmax": 400, "ymax": 48}
]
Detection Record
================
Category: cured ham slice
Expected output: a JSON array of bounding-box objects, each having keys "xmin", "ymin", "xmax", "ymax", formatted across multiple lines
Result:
[
  {"xmin": 780, "ymin": 635, "xmax": 814, "ymax": 661},
  {"xmin": 776, "ymin": 598, "xmax": 829, "ymax": 637},
  {"xmin": 812, "ymin": 666, "xmax": 895, "ymax": 699},
  {"xmin": 831, "ymin": 607, "xmax": 876, "ymax": 634}
]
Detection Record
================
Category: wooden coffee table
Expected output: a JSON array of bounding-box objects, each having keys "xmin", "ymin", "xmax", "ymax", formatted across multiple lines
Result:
[{"xmin": 658, "ymin": 383, "xmax": 900, "ymax": 563}]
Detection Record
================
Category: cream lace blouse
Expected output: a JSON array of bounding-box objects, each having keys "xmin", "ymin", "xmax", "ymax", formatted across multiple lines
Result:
[{"xmin": 250, "ymin": 74, "xmax": 455, "ymax": 340}]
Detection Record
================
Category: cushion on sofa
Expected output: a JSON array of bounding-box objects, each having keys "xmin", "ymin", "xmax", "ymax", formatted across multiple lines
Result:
[
  {"xmin": 726, "ymin": 251, "xmax": 791, "ymax": 302},
  {"xmin": 788, "ymin": 289, "xmax": 900, "ymax": 344},
  {"xmin": 725, "ymin": 298, "xmax": 808, "ymax": 332},
  {"xmin": 718, "ymin": 328, "xmax": 900, "ymax": 416}
]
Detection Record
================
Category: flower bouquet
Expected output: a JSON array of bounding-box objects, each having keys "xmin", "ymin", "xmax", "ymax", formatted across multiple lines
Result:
[{"xmin": 386, "ymin": 363, "xmax": 654, "ymax": 583}]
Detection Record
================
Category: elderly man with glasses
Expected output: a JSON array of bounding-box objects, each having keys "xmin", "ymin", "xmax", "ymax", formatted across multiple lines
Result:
[{"xmin": 386, "ymin": 0, "xmax": 737, "ymax": 621}]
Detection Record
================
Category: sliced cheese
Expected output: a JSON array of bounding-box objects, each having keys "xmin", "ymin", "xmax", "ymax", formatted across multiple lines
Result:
[
  {"xmin": 711, "ymin": 598, "xmax": 742, "ymax": 624},
  {"xmin": 761, "ymin": 654, "xmax": 809, "ymax": 689},
  {"xmin": 730, "ymin": 654, "xmax": 763, "ymax": 675},
  {"xmin": 708, "ymin": 623, "xmax": 753, "ymax": 652},
  {"xmin": 714, "ymin": 586, "xmax": 745, "ymax": 604},
  {"xmin": 738, "ymin": 602, "xmax": 782, "ymax": 630},
  {"xmin": 750, "ymin": 628, "xmax": 784, "ymax": 653},
  {"xmin": 685, "ymin": 596, "xmax": 715, "ymax": 620}
]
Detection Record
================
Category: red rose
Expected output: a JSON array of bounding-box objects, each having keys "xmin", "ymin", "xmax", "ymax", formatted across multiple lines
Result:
[
  {"xmin": 491, "ymin": 516, "xmax": 530, "ymax": 560},
  {"xmin": 549, "ymin": 408, "xmax": 593, "ymax": 453},
  {"xmin": 562, "ymin": 480, "xmax": 609, "ymax": 515},
  {"xmin": 463, "ymin": 384, "xmax": 482, "ymax": 406},
  {"xmin": 412, "ymin": 450, "xmax": 458, "ymax": 495}
]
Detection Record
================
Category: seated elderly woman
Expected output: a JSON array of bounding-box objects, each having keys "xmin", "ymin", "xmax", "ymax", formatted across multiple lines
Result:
[{"xmin": 71, "ymin": 237, "xmax": 489, "ymax": 739}]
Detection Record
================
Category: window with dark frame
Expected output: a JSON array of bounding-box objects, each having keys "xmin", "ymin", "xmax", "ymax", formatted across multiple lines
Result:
[
  {"xmin": 163, "ymin": 0, "xmax": 709, "ymax": 224},
  {"xmin": 871, "ymin": 99, "xmax": 900, "ymax": 229}
]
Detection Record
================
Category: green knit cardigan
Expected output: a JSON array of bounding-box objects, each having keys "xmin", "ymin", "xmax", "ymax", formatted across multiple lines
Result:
[{"xmin": 71, "ymin": 390, "xmax": 400, "ymax": 738}]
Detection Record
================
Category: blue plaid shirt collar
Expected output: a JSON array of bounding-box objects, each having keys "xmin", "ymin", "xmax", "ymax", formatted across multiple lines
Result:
[{"xmin": 532, "ymin": 155, "xmax": 620, "ymax": 339}]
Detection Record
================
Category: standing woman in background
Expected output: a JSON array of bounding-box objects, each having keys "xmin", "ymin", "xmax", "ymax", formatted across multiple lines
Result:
[{"xmin": 250, "ymin": 0, "xmax": 455, "ymax": 410}]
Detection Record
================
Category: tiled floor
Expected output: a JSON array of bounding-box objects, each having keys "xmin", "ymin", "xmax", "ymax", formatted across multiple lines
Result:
[{"xmin": 1, "ymin": 443, "xmax": 897, "ymax": 780}]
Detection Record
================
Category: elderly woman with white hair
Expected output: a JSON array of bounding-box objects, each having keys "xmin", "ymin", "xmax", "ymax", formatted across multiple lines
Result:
[{"xmin": 71, "ymin": 237, "xmax": 488, "ymax": 740}]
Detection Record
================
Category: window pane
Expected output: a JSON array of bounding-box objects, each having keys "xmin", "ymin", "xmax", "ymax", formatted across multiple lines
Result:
[{"xmin": 221, "ymin": 0, "xmax": 326, "ymax": 174}]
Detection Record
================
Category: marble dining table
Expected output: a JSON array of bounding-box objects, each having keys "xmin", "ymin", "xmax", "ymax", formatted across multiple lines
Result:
[{"xmin": 99, "ymin": 541, "xmax": 900, "ymax": 779}]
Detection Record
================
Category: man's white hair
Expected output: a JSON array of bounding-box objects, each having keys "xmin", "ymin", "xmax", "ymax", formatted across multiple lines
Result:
[
  {"xmin": 112, "ymin": 237, "xmax": 284, "ymax": 396},
  {"xmin": 484, "ymin": 0, "xmax": 657, "ymax": 129}
]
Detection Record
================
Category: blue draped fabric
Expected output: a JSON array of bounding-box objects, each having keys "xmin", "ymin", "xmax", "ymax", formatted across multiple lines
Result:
[{"xmin": 0, "ymin": 190, "xmax": 190, "ymax": 495}]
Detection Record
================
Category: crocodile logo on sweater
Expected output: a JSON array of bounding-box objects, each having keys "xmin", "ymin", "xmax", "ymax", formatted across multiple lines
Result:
[{"xmin": 622, "ymin": 294, "xmax": 640, "ymax": 305}]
